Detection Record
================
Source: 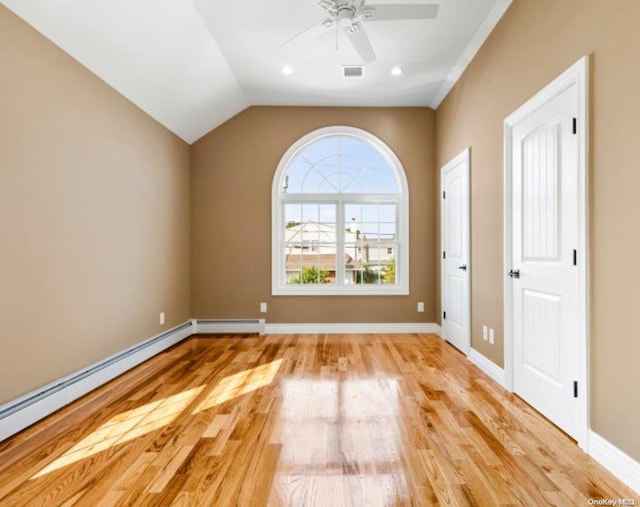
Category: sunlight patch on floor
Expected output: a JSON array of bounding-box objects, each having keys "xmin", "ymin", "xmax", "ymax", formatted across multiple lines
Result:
[
  {"xmin": 193, "ymin": 359, "xmax": 283, "ymax": 414},
  {"xmin": 29, "ymin": 385, "xmax": 205, "ymax": 479},
  {"xmin": 29, "ymin": 359, "xmax": 283, "ymax": 480}
]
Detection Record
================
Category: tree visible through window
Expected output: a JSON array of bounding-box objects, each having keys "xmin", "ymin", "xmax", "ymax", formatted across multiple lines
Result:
[{"xmin": 272, "ymin": 127, "xmax": 409, "ymax": 295}]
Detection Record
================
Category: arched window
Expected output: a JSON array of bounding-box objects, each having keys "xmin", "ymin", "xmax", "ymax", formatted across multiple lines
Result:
[{"xmin": 272, "ymin": 126, "xmax": 409, "ymax": 295}]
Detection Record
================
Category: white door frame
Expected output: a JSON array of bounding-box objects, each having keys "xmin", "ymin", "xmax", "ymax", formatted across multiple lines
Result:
[
  {"xmin": 440, "ymin": 147, "xmax": 471, "ymax": 355},
  {"xmin": 503, "ymin": 56, "xmax": 590, "ymax": 449}
]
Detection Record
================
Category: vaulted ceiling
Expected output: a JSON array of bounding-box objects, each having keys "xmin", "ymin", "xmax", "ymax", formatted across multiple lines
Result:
[{"xmin": 3, "ymin": 0, "xmax": 512, "ymax": 143}]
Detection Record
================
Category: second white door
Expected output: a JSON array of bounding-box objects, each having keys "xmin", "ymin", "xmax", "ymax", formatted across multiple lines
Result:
[{"xmin": 441, "ymin": 149, "xmax": 470, "ymax": 355}]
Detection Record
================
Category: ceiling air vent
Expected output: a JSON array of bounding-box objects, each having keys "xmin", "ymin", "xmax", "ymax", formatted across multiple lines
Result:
[{"xmin": 343, "ymin": 65, "xmax": 364, "ymax": 78}]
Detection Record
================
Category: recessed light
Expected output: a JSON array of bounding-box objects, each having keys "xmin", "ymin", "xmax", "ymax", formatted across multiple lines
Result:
[
  {"xmin": 391, "ymin": 66, "xmax": 403, "ymax": 76},
  {"xmin": 282, "ymin": 65, "xmax": 294, "ymax": 75}
]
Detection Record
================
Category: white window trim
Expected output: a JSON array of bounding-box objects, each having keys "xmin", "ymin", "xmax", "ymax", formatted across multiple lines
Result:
[{"xmin": 271, "ymin": 126, "xmax": 409, "ymax": 296}]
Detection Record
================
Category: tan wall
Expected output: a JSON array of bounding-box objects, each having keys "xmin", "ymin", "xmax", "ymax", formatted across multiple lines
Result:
[
  {"xmin": 191, "ymin": 107, "xmax": 436, "ymax": 323},
  {"xmin": 0, "ymin": 6, "xmax": 191, "ymax": 405},
  {"xmin": 436, "ymin": 0, "xmax": 640, "ymax": 461}
]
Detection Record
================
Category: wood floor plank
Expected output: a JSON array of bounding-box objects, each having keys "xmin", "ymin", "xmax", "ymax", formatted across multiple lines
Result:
[{"xmin": 0, "ymin": 333, "xmax": 636, "ymax": 506}]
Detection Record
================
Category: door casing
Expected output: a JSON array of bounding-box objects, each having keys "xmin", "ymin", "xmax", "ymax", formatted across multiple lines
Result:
[{"xmin": 503, "ymin": 56, "xmax": 590, "ymax": 449}]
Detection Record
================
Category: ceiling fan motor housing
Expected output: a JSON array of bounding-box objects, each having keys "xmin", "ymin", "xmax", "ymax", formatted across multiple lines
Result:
[
  {"xmin": 303, "ymin": 0, "xmax": 440, "ymax": 64},
  {"xmin": 337, "ymin": 5, "xmax": 356, "ymax": 27}
]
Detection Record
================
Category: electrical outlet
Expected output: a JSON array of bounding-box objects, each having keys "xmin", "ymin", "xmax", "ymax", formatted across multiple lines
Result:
[
  {"xmin": 489, "ymin": 328, "xmax": 495, "ymax": 345},
  {"xmin": 482, "ymin": 325, "xmax": 488, "ymax": 341},
  {"xmin": 417, "ymin": 302, "xmax": 424, "ymax": 313},
  {"xmin": 260, "ymin": 302, "xmax": 267, "ymax": 313},
  {"xmin": 159, "ymin": 312, "xmax": 165, "ymax": 325}
]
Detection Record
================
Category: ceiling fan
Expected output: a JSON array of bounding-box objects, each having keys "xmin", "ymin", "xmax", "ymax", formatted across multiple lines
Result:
[{"xmin": 283, "ymin": 0, "xmax": 439, "ymax": 64}]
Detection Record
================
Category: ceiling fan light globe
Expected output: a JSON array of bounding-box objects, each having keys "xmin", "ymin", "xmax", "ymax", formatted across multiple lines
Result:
[{"xmin": 337, "ymin": 6, "xmax": 355, "ymax": 26}]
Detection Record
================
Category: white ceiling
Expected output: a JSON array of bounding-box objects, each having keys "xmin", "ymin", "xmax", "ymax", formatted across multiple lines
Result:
[{"xmin": 2, "ymin": 0, "xmax": 512, "ymax": 144}]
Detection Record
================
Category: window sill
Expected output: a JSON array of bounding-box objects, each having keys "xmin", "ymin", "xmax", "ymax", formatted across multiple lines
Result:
[{"xmin": 272, "ymin": 286, "xmax": 409, "ymax": 296}]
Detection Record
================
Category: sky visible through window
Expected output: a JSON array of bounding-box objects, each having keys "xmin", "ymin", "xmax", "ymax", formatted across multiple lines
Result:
[{"xmin": 284, "ymin": 135, "xmax": 399, "ymax": 195}]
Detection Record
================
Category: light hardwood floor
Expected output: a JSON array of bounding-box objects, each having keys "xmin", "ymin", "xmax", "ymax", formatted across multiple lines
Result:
[{"xmin": 0, "ymin": 334, "xmax": 636, "ymax": 506}]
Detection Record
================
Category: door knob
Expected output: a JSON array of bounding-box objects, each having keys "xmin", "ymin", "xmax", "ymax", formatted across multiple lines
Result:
[
  {"xmin": 458, "ymin": 265, "xmax": 468, "ymax": 271},
  {"xmin": 508, "ymin": 269, "xmax": 520, "ymax": 279}
]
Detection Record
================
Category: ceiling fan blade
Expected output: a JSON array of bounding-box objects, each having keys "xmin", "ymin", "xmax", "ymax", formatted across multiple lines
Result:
[
  {"xmin": 281, "ymin": 18, "xmax": 336, "ymax": 46},
  {"xmin": 363, "ymin": 4, "xmax": 439, "ymax": 21},
  {"xmin": 344, "ymin": 22, "xmax": 376, "ymax": 63},
  {"xmin": 318, "ymin": 0, "xmax": 338, "ymax": 13}
]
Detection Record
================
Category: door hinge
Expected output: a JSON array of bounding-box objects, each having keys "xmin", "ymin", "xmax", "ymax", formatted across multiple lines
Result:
[
  {"xmin": 443, "ymin": 311, "xmax": 447, "ymax": 320},
  {"xmin": 572, "ymin": 117, "xmax": 577, "ymax": 135},
  {"xmin": 442, "ymin": 190, "xmax": 446, "ymax": 199},
  {"xmin": 573, "ymin": 381, "xmax": 578, "ymax": 398},
  {"xmin": 573, "ymin": 249, "xmax": 577, "ymax": 266},
  {"xmin": 443, "ymin": 251, "xmax": 446, "ymax": 259}
]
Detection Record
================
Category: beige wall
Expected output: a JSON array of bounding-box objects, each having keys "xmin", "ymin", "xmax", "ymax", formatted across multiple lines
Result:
[
  {"xmin": 4, "ymin": 0, "xmax": 638, "ymax": 466},
  {"xmin": 436, "ymin": 0, "xmax": 640, "ymax": 461},
  {"xmin": 0, "ymin": 6, "xmax": 191, "ymax": 405},
  {"xmin": 191, "ymin": 107, "xmax": 436, "ymax": 323}
]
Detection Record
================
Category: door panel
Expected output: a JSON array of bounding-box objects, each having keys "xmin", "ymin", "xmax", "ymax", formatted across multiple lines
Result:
[
  {"xmin": 522, "ymin": 123, "xmax": 561, "ymax": 261},
  {"xmin": 510, "ymin": 84, "xmax": 579, "ymax": 439},
  {"xmin": 522, "ymin": 289, "xmax": 562, "ymax": 384},
  {"xmin": 441, "ymin": 150, "xmax": 470, "ymax": 355}
]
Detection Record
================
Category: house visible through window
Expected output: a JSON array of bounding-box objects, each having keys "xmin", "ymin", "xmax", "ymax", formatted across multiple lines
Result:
[{"xmin": 272, "ymin": 126, "xmax": 409, "ymax": 295}]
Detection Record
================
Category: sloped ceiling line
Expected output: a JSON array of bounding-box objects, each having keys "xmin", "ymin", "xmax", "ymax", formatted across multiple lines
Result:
[{"xmin": 2, "ymin": 0, "xmax": 512, "ymax": 144}]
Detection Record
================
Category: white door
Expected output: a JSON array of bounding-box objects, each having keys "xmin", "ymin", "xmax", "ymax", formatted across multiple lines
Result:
[
  {"xmin": 509, "ymin": 84, "xmax": 580, "ymax": 438},
  {"xmin": 441, "ymin": 149, "xmax": 470, "ymax": 355}
]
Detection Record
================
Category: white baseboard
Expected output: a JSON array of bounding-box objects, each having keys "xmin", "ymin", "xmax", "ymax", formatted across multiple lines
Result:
[
  {"xmin": 0, "ymin": 321, "xmax": 194, "ymax": 443},
  {"xmin": 588, "ymin": 430, "xmax": 640, "ymax": 494},
  {"xmin": 194, "ymin": 319, "xmax": 265, "ymax": 335},
  {"xmin": 264, "ymin": 322, "xmax": 440, "ymax": 335},
  {"xmin": 468, "ymin": 348, "xmax": 506, "ymax": 387}
]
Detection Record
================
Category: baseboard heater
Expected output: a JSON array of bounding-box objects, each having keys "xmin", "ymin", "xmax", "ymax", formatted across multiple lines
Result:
[
  {"xmin": 0, "ymin": 321, "xmax": 194, "ymax": 442},
  {"xmin": 194, "ymin": 319, "xmax": 265, "ymax": 335}
]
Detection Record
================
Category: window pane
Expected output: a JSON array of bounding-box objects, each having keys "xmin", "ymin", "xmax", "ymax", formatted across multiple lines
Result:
[
  {"xmin": 343, "ymin": 203, "xmax": 397, "ymax": 286},
  {"xmin": 285, "ymin": 204, "xmax": 336, "ymax": 240},
  {"xmin": 285, "ymin": 249, "xmax": 337, "ymax": 285},
  {"xmin": 319, "ymin": 204, "xmax": 336, "ymax": 224},
  {"xmin": 284, "ymin": 203, "xmax": 337, "ymax": 285},
  {"xmin": 379, "ymin": 204, "xmax": 396, "ymax": 223},
  {"xmin": 382, "ymin": 257, "xmax": 396, "ymax": 285},
  {"xmin": 284, "ymin": 204, "xmax": 302, "ymax": 230},
  {"xmin": 284, "ymin": 135, "xmax": 399, "ymax": 194}
]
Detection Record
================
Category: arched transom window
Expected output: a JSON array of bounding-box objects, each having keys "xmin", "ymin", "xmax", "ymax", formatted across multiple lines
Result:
[{"xmin": 272, "ymin": 126, "xmax": 409, "ymax": 295}]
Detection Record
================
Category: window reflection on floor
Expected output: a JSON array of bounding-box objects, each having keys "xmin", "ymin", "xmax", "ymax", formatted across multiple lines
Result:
[{"xmin": 271, "ymin": 378, "xmax": 408, "ymax": 506}]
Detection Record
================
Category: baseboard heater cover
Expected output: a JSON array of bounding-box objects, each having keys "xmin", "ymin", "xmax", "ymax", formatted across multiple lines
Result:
[
  {"xmin": 194, "ymin": 319, "xmax": 266, "ymax": 335},
  {"xmin": 0, "ymin": 321, "xmax": 194, "ymax": 442},
  {"xmin": 263, "ymin": 322, "xmax": 440, "ymax": 335}
]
